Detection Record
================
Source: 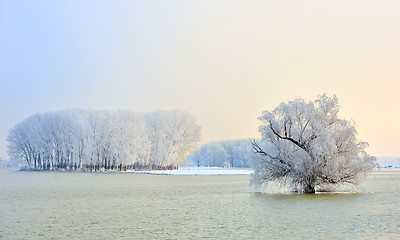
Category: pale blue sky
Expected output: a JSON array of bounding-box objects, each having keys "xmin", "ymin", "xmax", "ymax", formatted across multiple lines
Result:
[{"xmin": 1, "ymin": 0, "xmax": 400, "ymax": 159}]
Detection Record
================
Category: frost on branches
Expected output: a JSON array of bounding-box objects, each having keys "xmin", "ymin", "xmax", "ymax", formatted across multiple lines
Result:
[{"xmin": 251, "ymin": 94, "xmax": 376, "ymax": 193}]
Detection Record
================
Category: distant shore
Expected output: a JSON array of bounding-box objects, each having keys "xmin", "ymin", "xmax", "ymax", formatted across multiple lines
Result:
[
  {"xmin": 1, "ymin": 166, "xmax": 397, "ymax": 176},
  {"xmin": 128, "ymin": 167, "xmax": 254, "ymax": 175}
]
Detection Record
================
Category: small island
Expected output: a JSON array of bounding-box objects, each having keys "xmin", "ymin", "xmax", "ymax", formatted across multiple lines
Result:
[{"xmin": 7, "ymin": 110, "xmax": 200, "ymax": 171}]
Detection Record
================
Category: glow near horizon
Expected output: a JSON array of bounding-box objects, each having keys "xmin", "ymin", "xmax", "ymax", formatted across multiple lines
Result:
[{"xmin": 0, "ymin": 0, "xmax": 399, "ymax": 158}]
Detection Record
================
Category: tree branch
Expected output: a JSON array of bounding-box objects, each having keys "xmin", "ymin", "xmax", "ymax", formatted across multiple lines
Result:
[
  {"xmin": 268, "ymin": 124, "xmax": 305, "ymax": 150},
  {"xmin": 250, "ymin": 139, "xmax": 291, "ymax": 169}
]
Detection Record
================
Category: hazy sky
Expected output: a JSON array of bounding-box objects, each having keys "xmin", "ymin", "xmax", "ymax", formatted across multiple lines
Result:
[{"xmin": 1, "ymin": 0, "xmax": 399, "ymax": 159}]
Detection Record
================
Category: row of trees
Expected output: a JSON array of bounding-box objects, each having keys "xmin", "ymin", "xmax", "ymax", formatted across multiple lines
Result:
[
  {"xmin": 7, "ymin": 110, "xmax": 201, "ymax": 171},
  {"xmin": 189, "ymin": 139, "xmax": 254, "ymax": 168}
]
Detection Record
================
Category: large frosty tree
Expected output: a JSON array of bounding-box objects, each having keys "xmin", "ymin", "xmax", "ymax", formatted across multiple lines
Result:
[{"xmin": 251, "ymin": 94, "xmax": 376, "ymax": 193}]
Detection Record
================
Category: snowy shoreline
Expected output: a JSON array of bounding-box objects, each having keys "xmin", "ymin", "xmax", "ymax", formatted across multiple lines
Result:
[
  {"xmin": 128, "ymin": 167, "xmax": 400, "ymax": 176},
  {"xmin": 127, "ymin": 167, "xmax": 254, "ymax": 175}
]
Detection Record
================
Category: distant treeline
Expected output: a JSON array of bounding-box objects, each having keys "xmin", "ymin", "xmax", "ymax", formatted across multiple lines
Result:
[
  {"xmin": 7, "ymin": 110, "xmax": 200, "ymax": 171},
  {"xmin": 189, "ymin": 139, "xmax": 255, "ymax": 168}
]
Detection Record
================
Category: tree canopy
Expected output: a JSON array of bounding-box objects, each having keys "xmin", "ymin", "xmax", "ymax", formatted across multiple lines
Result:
[{"xmin": 251, "ymin": 94, "xmax": 376, "ymax": 193}]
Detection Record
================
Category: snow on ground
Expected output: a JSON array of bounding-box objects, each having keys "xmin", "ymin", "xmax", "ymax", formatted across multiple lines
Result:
[
  {"xmin": 127, "ymin": 162, "xmax": 400, "ymax": 176},
  {"xmin": 128, "ymin": 167, "xmax": 253, "ymax": 175}
]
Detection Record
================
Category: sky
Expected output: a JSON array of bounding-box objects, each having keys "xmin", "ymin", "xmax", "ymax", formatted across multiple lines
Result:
[{"xmin": 1, "ymin": 0, "xmax": 400, "ymax": 159}]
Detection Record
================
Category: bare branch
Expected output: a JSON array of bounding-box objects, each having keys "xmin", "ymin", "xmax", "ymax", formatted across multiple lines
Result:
[
  {"xmin": 268, "ymin": 124, "xmax": 305, "ymax": 150},
  {"xmin": 250, "ymin": 139, "xmax": 291, "ymax": 169}
]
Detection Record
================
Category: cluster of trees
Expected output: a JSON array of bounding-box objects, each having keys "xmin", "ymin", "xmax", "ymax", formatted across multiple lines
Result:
[
  {"xmin": 251, "ymin": 94, "xmax": 376, "ymax": 193},
  {"xmin": 189, "ymin": 139, "xmax": 254, "ymax": 168},
  {"xmin": 7, "ymin": 110, "xmax": 201, "ymax": 171}
]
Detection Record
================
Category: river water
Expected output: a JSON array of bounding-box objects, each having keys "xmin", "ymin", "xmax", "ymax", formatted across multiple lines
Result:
[{"xmin": 1, "ymin": 169, "xmax": 399, "ymax": 239}]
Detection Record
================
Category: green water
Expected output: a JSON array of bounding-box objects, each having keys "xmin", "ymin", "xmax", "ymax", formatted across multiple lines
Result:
[{"xmin": 0, "ymin": 169, "xmax": 399, "ymax": 239}]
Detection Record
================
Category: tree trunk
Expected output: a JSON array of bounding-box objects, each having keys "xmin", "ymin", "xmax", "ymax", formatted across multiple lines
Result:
[{"xmin": 303, "ymin": 183, "xmax": 316, "ymax": 193}]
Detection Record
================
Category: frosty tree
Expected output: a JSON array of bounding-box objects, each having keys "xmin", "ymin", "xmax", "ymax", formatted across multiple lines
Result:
[
  {"xmin": 190, "ymin": 139, "xmax": 254, "ymax": 168},
  {"xmin": 251, "ymin": 94, "xmax": 376, "ymax": 193}
]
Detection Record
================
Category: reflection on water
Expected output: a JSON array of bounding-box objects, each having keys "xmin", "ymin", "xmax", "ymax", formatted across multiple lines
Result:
[{"xmin": 0, "ymin": 169, "xmax": 399, "ymax": 239}]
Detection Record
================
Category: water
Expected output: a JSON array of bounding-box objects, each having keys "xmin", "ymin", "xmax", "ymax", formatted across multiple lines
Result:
[{"xmin": 1, "ymin": 169, "xmax": 399, "ymax": 239}]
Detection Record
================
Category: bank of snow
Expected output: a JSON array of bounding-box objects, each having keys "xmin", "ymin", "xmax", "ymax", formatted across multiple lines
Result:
[{"xmin": 128, "ymin": 167, "xmax": 253, "ymax": 175}]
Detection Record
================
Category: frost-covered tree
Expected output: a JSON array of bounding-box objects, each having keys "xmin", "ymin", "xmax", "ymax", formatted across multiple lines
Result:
[
  {"xmin": 145, "ymin": 110, "xmax": 201, "ymax": 169},
  {"xmin": 7, "ymin": 114, "xmax": 41, "ymax": 169},
  {"xmin": 193, "ymin": 143, "xmax": 228, "ymax": 167},
  {"xmin": 190, "ymin": 139, "xmax": 254, "ymax": 168},
  {"xmin": 251, "ymin": 94, "xmax": 376, "ymax": 193}
]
